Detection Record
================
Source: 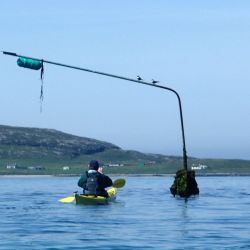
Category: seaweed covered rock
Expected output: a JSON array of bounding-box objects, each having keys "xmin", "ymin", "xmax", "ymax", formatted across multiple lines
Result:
[{"xmin": 170, "ymin": 169, "xmax": 199, "ymax": 197}]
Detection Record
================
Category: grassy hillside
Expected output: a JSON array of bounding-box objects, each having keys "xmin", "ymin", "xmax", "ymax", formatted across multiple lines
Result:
[
  {"xmin": 0, "ymin": 124, "xmax": 119, "ymax": 158},
  {"xmin": 0, "ymin": 125, "xmax": 250, "ymax": 175}
]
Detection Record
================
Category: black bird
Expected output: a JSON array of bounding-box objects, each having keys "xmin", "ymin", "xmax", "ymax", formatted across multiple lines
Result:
[
  {"xmin": 152, "ymin": 79, "xmax": 159, "ymax": 84},
  {"xmin": 137, "ymin": 75, "xmax": 143, "ymax": 81}
]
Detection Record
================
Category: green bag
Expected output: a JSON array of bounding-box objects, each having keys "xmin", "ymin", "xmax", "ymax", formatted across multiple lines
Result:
[
  {"xmin": 170, "ymin": 169, "xmax": 199, "ymax": 197},
  {"xmin": 17, "ymin": 57, "xmax": 42, "ymax": 70}
]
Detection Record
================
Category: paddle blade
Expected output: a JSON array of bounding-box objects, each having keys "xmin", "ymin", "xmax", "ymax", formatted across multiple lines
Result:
[
  {"xmin": 59, "ymin": 196, "xmax": 75, "ymax": 203},
  {"xmin": 113, "ymin": 178, "xmax": 126, "ymax": 188}
]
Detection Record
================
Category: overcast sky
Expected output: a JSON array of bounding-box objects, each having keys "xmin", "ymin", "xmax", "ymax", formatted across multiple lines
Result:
[{"xmin": 0, "ymin": 1, "xmax": 249, "ymax": 160}]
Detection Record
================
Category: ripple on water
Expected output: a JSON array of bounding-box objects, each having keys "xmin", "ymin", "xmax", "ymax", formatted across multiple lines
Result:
[{"xmin": 0, "ymin": 176, "xmax": 250, "ymax": 249}]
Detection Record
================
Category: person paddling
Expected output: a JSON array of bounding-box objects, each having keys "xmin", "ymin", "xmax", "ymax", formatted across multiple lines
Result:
[{"xmin": 78, "ymin": 160, "xmax": 113, "ymax": 197}]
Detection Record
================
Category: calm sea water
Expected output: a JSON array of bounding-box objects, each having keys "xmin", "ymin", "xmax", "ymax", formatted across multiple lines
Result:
[{"xmin": 0, "ymin": 175, "xmax": 249, "ymax": 250}]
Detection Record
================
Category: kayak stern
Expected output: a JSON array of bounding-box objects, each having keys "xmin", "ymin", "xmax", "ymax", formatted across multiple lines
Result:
[{"xmin": 75, "ymin": 187, "xmax": 117, "ymax": 205}]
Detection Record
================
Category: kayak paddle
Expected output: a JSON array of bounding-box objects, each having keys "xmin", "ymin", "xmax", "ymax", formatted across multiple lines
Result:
[
  {"xmin": 58, "ymin": 178, "xmax": 126, "ymax": 203},
  {"xmin": 58, "ymin": 196, "xmax": 75, "ymax": 203},
  {"xmin": 112, "ymin": 178, "xmax": 126, "ymax": 188}
]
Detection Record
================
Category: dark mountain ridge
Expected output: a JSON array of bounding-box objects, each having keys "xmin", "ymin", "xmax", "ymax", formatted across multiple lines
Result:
[{"xmin": 0, "ymin": 125, "xmax": 120, "ymax": 158}]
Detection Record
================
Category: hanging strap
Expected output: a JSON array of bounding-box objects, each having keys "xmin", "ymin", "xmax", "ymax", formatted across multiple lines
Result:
[{"xmin": 40, "ymin": 60, "xmax": 44, "ymax": 112}]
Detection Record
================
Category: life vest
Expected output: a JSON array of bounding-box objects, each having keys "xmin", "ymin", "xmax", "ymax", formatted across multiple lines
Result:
[{"xmin": 84, "ymin": 171, "xmax": 100, "ymax": 196}]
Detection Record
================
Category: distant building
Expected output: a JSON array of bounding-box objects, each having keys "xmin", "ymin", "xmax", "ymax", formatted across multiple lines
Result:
[
  {"xmin": 35, "ymin": 166, "xmax": 45, "ymax": 170},
  {"xmin": 106, "ymin": 163, "xmax": 124, "ymax": 167},
  {"xmin": 27, "ymin": 166, "xmax": 45, "ymax": 170},
  {"xmin": 62, "ymin": 166, "xmax": 70, "ymax": 171},
  {"xmin": 191, "ymin": 163, "xmax": 208, "ymax": 170},
  {"xmin": 28, "ymin": 166, "xmax": 35, "ymax": 170},
  {"xmin": 6, "ymin": 163, "xmax": 17, "ymax": 169}
]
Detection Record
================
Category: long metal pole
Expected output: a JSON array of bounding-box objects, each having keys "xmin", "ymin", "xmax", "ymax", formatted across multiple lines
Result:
[{"xmin": 2, "ymin": 51, "xmax": 188, "ymax": 170}]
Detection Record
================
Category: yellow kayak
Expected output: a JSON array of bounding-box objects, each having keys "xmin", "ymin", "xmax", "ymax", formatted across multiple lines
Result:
[
  {"xmin": 75, "ymin": 187, "xmax": 117, "ymax": 205},
  {"xmin": 58, "ymin": 179, "xmax": 125, "ymax": 204}
]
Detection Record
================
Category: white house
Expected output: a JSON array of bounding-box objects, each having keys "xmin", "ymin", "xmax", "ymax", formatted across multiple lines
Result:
[
  {"xmin": 191, "ymin": 164, "xmax": 208, "ymax": 170},
  {"xmin": 6, "ymin": 164, "xmax": 17, "ymax": 169}
]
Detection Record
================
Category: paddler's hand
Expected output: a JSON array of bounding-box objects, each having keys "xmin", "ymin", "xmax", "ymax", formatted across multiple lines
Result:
[{"xmin": 98, "ymin": 167, "xmax": 103, "ymax": 174}]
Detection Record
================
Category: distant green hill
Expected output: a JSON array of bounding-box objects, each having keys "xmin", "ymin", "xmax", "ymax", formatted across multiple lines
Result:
[
  {"xmin": 0, "ymin": 124, "xmax": 119, "ymax": 157},
  {"xmin": 0, "ymin": 124, "xmax": 250, "ymax": 175}
]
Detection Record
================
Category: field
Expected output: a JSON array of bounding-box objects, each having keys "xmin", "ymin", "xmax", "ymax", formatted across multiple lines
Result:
[{"xmin": 1, "ymin": 152, "xmax": 250, "ymax": 175}]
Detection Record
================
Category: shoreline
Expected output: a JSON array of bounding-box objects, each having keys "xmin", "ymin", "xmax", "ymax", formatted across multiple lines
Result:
[{"xmin": 1, "ymin": 173, "xmax": 250, "ymax": 177}]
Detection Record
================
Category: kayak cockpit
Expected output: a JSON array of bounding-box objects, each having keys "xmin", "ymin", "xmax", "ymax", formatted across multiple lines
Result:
[{"xmin": 75, "ymin": 187, "xmax": 117, "ymax": 205}]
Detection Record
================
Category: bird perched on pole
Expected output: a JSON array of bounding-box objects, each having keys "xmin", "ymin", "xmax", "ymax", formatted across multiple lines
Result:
[
  {"xmin": 137, "ymin": 75, "xmax": 143, "ymax": 81},
  {"xmin": 152, "ymin": 79, "xmax": 159, "ymax": 84}
]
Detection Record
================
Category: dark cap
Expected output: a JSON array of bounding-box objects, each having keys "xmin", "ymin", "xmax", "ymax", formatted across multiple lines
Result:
[{"xmin": 89, "ymin": 160, "xmax": 99, "ymax": 170}]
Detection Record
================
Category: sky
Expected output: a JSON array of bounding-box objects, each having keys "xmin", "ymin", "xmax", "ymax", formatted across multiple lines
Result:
[{"xmin": 0, "ymin": 1, "xmax": 249, "ymax": 160}]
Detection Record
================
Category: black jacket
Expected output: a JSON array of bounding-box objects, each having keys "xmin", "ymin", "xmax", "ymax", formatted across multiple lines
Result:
[{"xmin": 78, "ymin": 170, "xmax": 113, "ymax": 197}]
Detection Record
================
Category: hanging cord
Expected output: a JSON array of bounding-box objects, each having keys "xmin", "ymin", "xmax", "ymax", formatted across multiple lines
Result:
[{"xmin": 40, "ymin": 60, "xmax": 44, "ymax": 112}]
